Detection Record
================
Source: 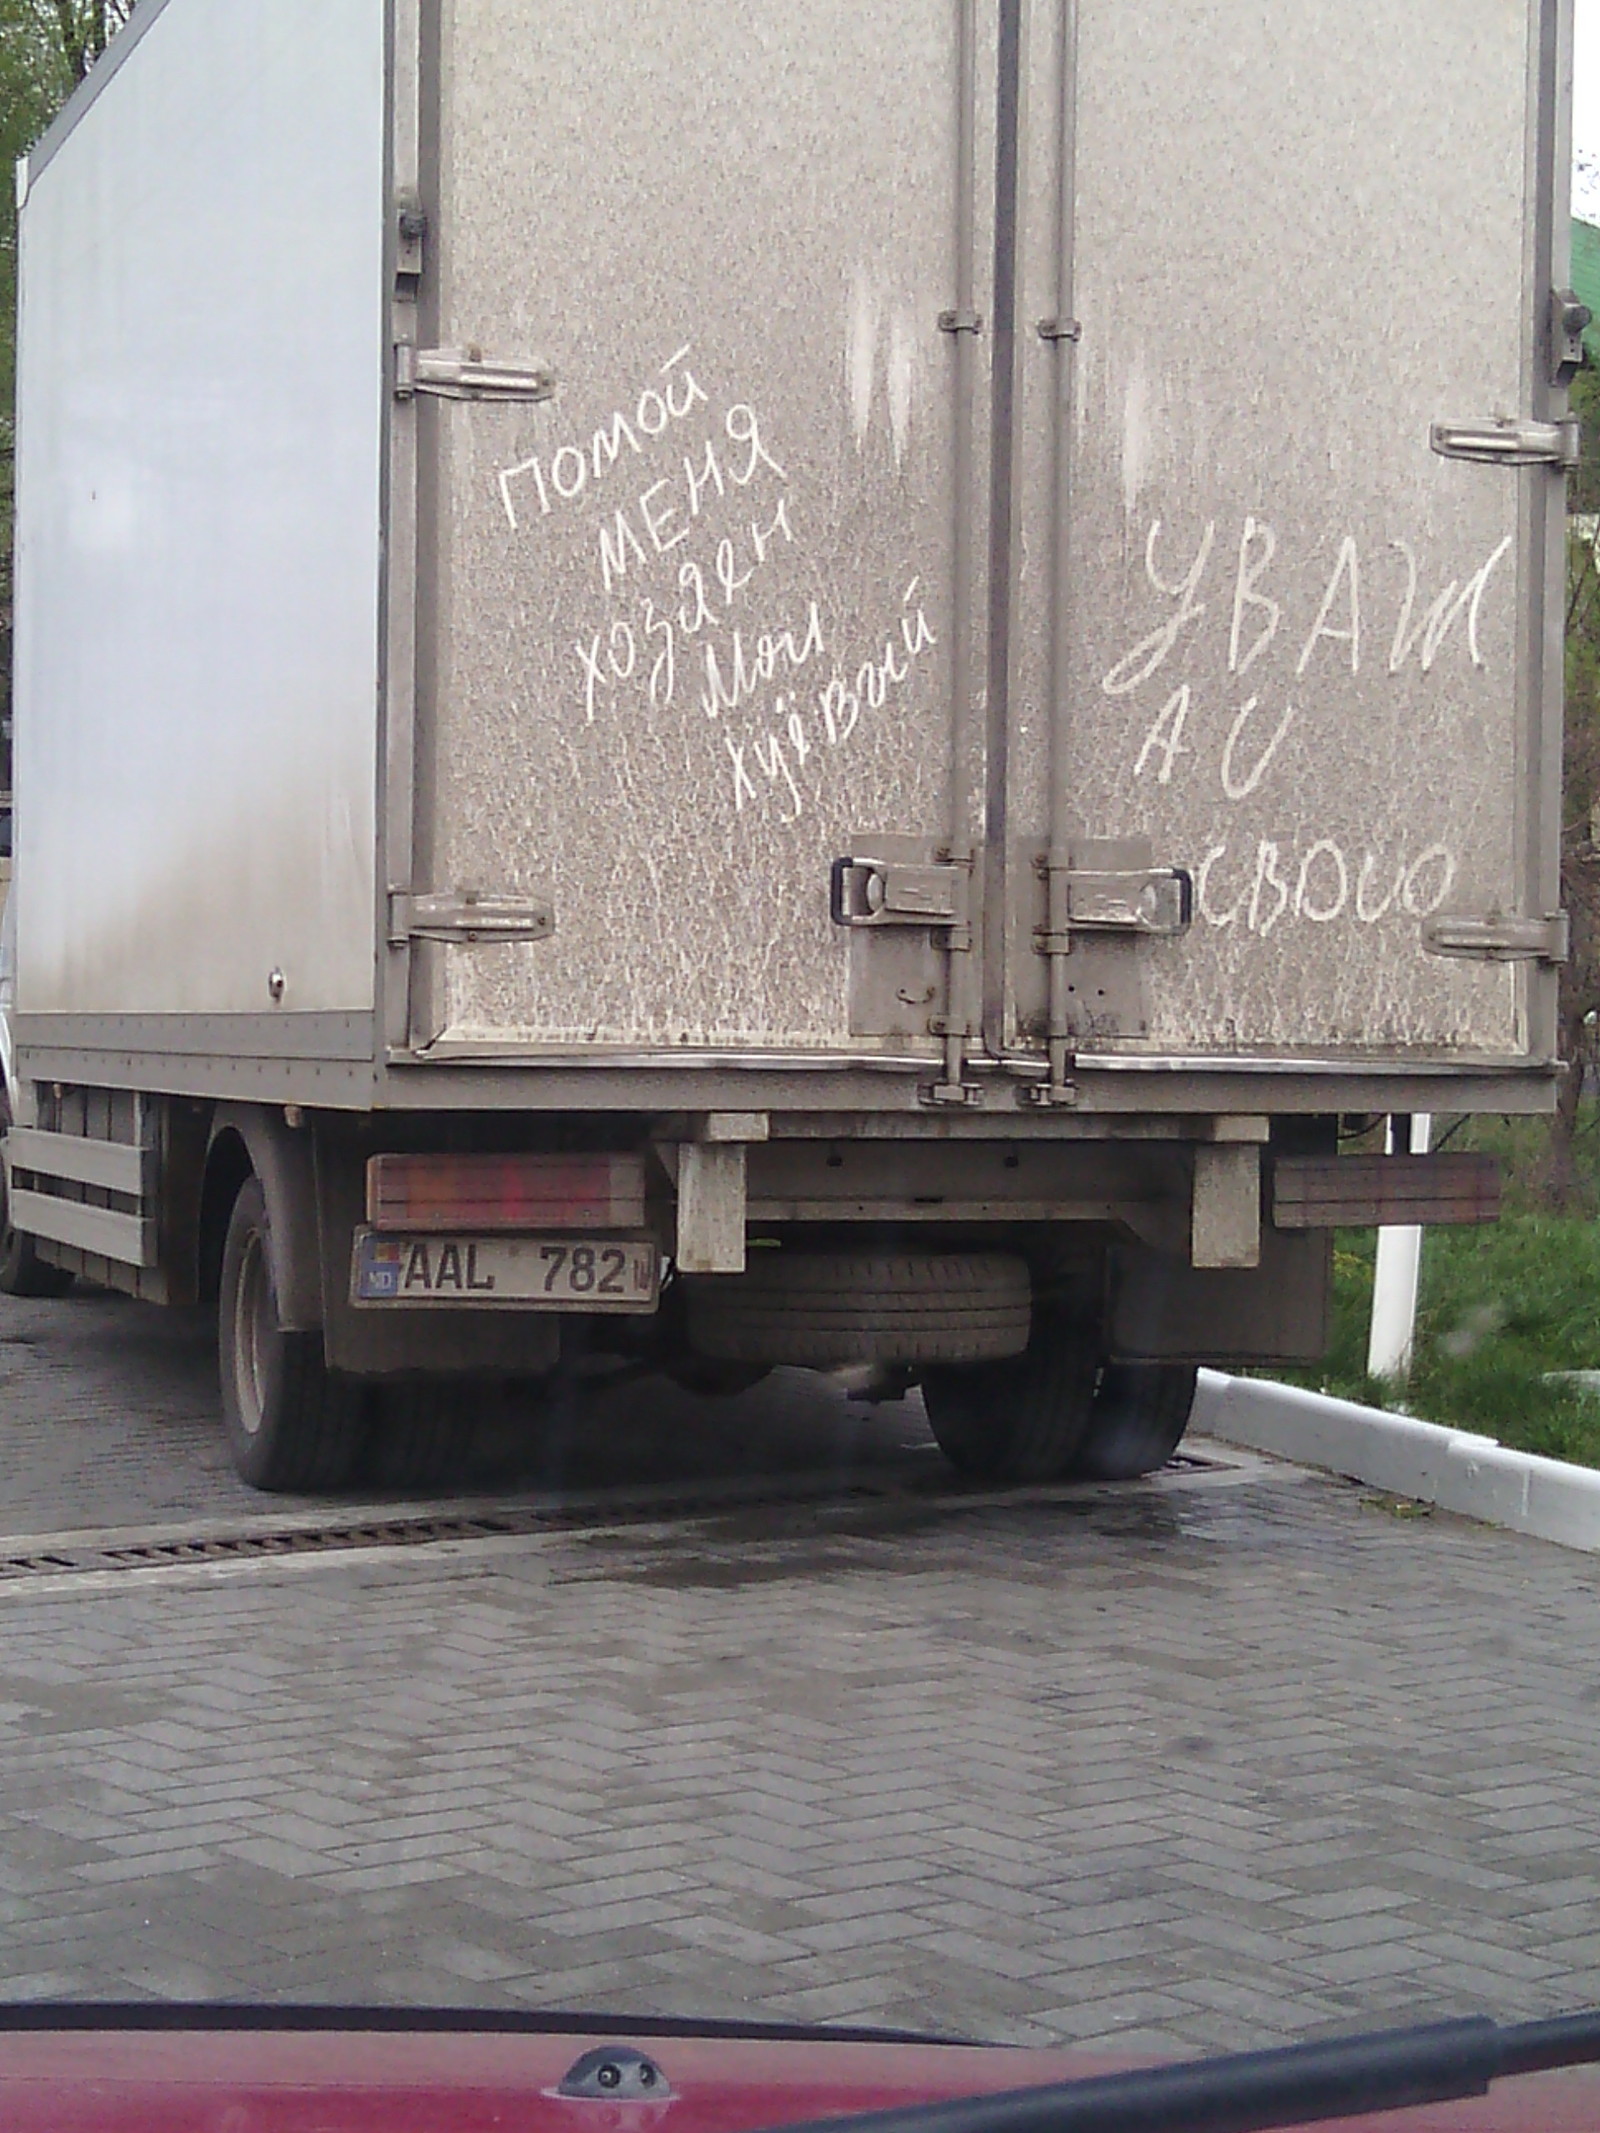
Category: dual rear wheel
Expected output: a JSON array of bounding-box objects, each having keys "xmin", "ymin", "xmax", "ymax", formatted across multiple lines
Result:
[
  {"xmin": 922, "ymin": 1310, "xmax": 1197, "ymax": 1484},
  {"xmin": 686, "ymin": 1247, "xmax": 1195, "ymax": 1482}
]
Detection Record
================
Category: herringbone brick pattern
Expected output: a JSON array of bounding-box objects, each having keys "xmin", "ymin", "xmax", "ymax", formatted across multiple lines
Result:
[{"xmin": 2, "ymin": 1289, "xmax": 1599, "ymax": 2054}]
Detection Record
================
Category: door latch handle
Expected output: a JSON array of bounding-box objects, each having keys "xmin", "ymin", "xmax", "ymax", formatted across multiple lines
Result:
[{"xmin": 830, "ymin": 858, "xmax": 965, "ymax": 928}]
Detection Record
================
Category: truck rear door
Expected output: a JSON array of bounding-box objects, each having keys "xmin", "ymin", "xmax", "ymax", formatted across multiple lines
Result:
[
  {"xmin": 1005, "ymin": 0, "xmax": 1569, "ymax": 1072},
  {"xmin": 399, "ymin": 0, "xmax": 981, "ymax": 1057},
  {"xmin": 397, "ymin": 0, "xmax": 1567, "ymax": 1079}
]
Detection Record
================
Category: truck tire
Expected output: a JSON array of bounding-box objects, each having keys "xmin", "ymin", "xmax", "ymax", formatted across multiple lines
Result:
[
  {"xmin": 218, "ymin": 1178, "xmax": 366, "ymax": 1492},
  {"xmin": 1072, "ymin": 1364, "xmax": 1199, "ymax": 1481},
  {"xmin": 366, "ymin": 1380, "xmax": 473, "ymax": 1492},
  {"xmin": 682, "ymin": 1251, "xmax": 1031, "ymax": 1368},
  {"xmin": 0, "ymin": 1157, "xmax": 74, "ymax": 1298},
  {"xmin": 920, "ymin": 1305, "xmax": 1099, "ymax": 1482}
]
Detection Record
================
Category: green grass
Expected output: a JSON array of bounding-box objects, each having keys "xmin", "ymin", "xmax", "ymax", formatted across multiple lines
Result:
[
  {"xmin": 1274, "ymin": 1106, "xmax": 1600, "ymax": 1469},
  {"xmin": 1285, "ymin": 1217, "xmax": 1600, "ymax": 1470}
]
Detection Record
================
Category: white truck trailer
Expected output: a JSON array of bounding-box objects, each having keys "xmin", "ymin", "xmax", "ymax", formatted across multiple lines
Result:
[{"xmin": 0, "ymin": 0, "xmax": 1575, "ymax": 1488}]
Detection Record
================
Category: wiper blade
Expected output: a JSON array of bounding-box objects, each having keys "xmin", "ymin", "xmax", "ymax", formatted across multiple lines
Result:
[{"xmin": 768, "ymin": 2007, "xmax": 1600, "ymax": 2133}]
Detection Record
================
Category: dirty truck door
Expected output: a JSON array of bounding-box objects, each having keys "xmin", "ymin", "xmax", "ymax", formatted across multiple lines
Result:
[
  {"xmin": 1008, "ymin": 0, "xmax": 1568, "ymax": 1070},
  {"xmin": 405, "ymin": 0, "xmax": 983, "ymax": 1057}
]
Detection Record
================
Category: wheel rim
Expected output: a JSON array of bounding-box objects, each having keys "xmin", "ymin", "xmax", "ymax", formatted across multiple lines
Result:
[{"xmin": 231, "ymin": 1229, "xmax": 273, "ymax": 1438}]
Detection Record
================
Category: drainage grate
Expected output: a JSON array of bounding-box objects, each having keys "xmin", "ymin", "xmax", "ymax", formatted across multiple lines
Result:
[
  {"xmin": 0, "ymin": 1450, "xmax": 1231, "ymax": 1586},
  {"xmin": 0, "ymin": 1490, "xmax": 891, "ymax": 1585}
]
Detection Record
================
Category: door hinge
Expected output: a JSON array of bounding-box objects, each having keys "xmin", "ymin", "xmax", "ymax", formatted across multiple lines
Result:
[
  {"xmin": 395, "ymin": 190, "xmax": 428, "ymax": 282},
  {"xmin": 1551, "ymin": 287, "xmax": 1592, "ymax": 387},
  {"xmin": 395, "ymin": 345, "xmax": 557, "ymax": 405},
  {"xmin": 1429, "ymin": 415, "xmax": 1580, "ymax": 470},
  {"xmin": 1422, "ymin": 911, "xmax": 1569, "ymax": 965},
  {"xmin": 831, "ymin": 856, "xmax": 968, "ymax": 930},
  {"xmin": 388, "ymin": 891, "xmax": 556, "ymax": 947}
]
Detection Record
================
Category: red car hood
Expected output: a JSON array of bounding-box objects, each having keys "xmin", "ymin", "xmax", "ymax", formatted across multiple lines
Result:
[{"xmin": 1, "ymin": 2018, "xmax": 1597, "ymax": 2133}]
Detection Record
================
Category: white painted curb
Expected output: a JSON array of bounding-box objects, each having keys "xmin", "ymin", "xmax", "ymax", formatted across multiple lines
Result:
[{"xmin": 1193, "ymin": 1370, "xmax": 1600, "ymax": 1555}]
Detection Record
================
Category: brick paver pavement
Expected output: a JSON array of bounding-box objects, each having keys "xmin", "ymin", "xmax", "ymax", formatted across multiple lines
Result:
[{"xmin": 2, "ymin": 1287, "xmax": 1599, "ymax": 2055}]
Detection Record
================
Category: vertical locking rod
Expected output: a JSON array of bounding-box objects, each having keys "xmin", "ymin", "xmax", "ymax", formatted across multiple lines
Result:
[
  {"xmin": 1041, "ymin": 0, "xmax": 1082, "ymax": 1106},
  {"xmin": 930, "ymin": 0, "xmax": 983, "ymax": 1107}
]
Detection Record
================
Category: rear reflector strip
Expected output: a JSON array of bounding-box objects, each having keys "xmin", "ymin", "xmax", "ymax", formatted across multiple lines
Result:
[{"xmin": 367, "ymin": 1153, "xmax": 648, "ymax": 1233}]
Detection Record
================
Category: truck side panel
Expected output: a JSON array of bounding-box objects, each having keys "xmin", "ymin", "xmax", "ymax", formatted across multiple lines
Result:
[{"xmin": 13, "ymin": 0, "xmax": 388, "ymax": 1023}]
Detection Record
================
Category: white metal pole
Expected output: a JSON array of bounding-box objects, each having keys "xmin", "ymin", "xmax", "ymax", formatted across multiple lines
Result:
[{"xmin": 1367, "ymin": 1114, "xmax": 1432, "ymax": 1383}]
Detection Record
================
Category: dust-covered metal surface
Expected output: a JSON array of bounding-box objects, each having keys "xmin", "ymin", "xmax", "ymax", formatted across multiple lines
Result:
[
  {"xmin": 414, "ymin": 0, "xmax": 1563, "ymax": 1072},
  {"xmin": 1007, "ymin": 0, "xmax": 1553, "ymax": 1061},
  {"xmin": 8, "ymin": 0, "xmax": 1564, "ymax": 1089},
  {"xmin": 418, "ymin": 0, "xmax": 977, "ymax": 1053}
]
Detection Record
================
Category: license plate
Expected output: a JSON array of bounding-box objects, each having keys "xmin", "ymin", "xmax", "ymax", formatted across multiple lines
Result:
[{"xmin": 352, "ymin": 1231, "xmax": 659, "ymax": 1311}]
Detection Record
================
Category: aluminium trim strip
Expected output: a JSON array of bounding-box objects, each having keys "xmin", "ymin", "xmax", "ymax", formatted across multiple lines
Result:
[
  {"xmin": 3, "ymin": 1127, "xmax": 152, "ymax": 1197},
  {"xmin": 11, "ymin": 1050, "xmax": 380, "ymax": 1111},
  {"xmin": 1074, "ymin": 1053, "xmax": 1549, "ymax": 1077},
  {"xmin": 13, "ymin": 1012, "xmax": 375, "ymax": 1064},
  {"xmin": 399, "ymin": 1047, "xmax": 939, "ymax": 1072},
  {"xmin": 372, "ymin": 1062, "xmax": 1562, "ymax": 1117},
  {"xmin": 8, "ymin": 1187, "xmax": 156, "ymax": 1269}
]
